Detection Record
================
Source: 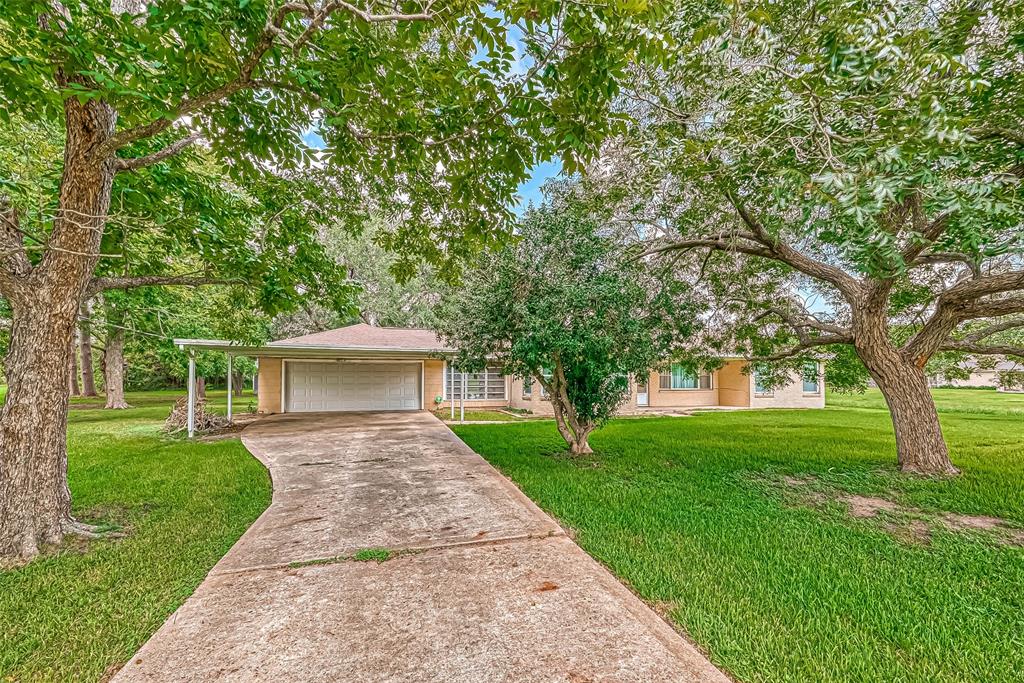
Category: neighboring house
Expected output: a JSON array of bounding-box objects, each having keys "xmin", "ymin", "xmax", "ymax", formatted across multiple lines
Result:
[
  {"xmin": 927, "ymin": 359, "xmax": 1024, "ymax": 393},
  {"xmin": 176, "ymin": 323, "xmax": 825, "ymax": 415}
]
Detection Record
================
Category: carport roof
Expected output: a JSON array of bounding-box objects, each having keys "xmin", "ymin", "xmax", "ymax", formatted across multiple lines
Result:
[{"xmin": 176, "ymin": 324, "xmax": 452, "ymax": 358}]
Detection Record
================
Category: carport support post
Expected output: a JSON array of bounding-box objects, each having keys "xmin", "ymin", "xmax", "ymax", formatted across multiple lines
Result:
[
  {"xmin": 460, "ymin": 370, "xmax": 466, "ymax": 423},
  {"xmin": 187, "ymin": 350, "xmax": 196, "ymax": 438},
  {"xmin": 449, "ymin": 362, "xmax": 455, "ymax": 420},
  {"xmin": 226, "ymin": 353, "xmax": 233, "ymax": 424}
]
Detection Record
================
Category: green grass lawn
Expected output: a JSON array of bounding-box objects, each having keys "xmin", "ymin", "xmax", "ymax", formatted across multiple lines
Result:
[
  {"xmin": 432, "ymin": 408, "xmax": 528, "ymax": 422},
  {"xmin": 0, "ymin": 390, "xmax": 270, "ymax": 681},
  {"xmin": 454, "ymin": 389, "xmax": 1024, "ymax": 683}
]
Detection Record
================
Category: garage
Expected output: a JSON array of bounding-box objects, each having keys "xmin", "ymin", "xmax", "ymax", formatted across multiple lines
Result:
[{"xmin": 285, "ymin": 361, "xmax": 421, "ymax": 412}]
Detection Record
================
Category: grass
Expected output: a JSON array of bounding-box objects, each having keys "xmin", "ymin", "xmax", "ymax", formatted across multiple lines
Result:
[
  {"xmin": 431, "ymin": 408, "xmax": 524, "ymax": 422},
  {"xmin": 453, "ymin": 388, "xmax": 1024, "ymax": 683},
  {"xmin": 0, "ymin": 390, "xmax": 271, "ymax": 682}
]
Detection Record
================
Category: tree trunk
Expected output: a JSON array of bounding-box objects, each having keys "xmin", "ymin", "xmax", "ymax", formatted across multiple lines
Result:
[
  {"xmin": 78, "ymin": 300, "xmax": 98, "ymax": 396},
  {"xmin": 872, "ymin": 362, "xmax": 958, "ymax": 475},
  {"xmin": 232, "ymin": 370, "xmax": 244, "ymax": 397},
  {"xmin": 543, "ymin": 362, "xmax": 595, "ymax": 455},
  {"xmin": 0, "ymin": 95, "xmax": 116, "ymax": 563},
  {"xmin": 103, "ymin": 327, "xmax": 129, "ymax": 409},
  {"xmin": 196, "ymin": 377, "xmax": 206, "ymax": 399},
  {"xmin": 1, "ymin": 297, "xmax": 83, "ymax": 561},
  {"xmin": 68, "ymin": 336, "xmax": 81, "ymax": 397},
  {"xmin": 854, "ymin": 310, "xmax": 958, "ymax": 476}
]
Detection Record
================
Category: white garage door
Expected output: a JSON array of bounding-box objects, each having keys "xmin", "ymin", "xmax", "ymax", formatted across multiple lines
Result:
[{"xmin": 286, "ymin": 361, "xmax": 421, "ymax": 412}]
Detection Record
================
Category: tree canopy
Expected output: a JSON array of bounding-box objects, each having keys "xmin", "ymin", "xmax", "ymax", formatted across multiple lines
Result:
[
  {"xmin": 606, "ymin": 0, "xmax": 1024, "ymax": 474},
  {"xmin": 437, "ymin": 185, "xmax": 697, "ymax": 453}
]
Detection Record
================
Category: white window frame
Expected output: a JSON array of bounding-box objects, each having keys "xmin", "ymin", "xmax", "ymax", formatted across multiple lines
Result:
[
  {"xmin": 443, "ymin": 362, "xmax": 508, "ymax": 401},
  {"xmin": 802, "ymin": 361, "xmax": 821, "ymax": 396},
  {"xmin": 659, "ymin": 364, "xmax": 712, "ymax": 390}
]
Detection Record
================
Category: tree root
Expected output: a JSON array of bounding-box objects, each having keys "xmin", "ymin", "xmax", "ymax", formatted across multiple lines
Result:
[{"xmin": 61, "ymin": 517, "xmax": 126, "ymax": 540}]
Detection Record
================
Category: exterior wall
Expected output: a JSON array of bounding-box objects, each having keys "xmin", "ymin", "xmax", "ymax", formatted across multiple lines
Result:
[
  {"xmin": 423, "ymin": 359, "xmax": 446, "ymax": 409},
  {"xmin": 508, "ymin": 375, "xmax": 551, "ymax": 414},
  {"xmin": 256, "ymin": 357, "xmax": 283, "ymax": 413},
  {"xmin": 715, "ymin": 361, "xmax": 751, "ymax": 407},
  {"xmin": 750, "ymin": 363, "xmax": 825, "ymax": 409},
  {"xmin": 647, "ymin": 368, "xmax": 718, "ymax": 408}
]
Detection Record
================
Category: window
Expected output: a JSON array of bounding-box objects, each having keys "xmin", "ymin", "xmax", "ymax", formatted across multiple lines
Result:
[
  {"xmin": 446, "ymin": 365, "xmax": 506, "ymax": 400},
  {"xmin": 522, "ymin": 376, "xmax": 532, "ymax": 397},
  {"xmin": 539, "ymin": 368, "xmax": 552, "ymax": 399},
  {"xmin": 802, "ymin": 362, "xmax": 820, "ymax": 394},
  {"xmin": 659, "ymin": 364, "xmax": 712, "ymax": 390},
  {"xmin": 753, "ymin": 367, "xmax": 773, "ymax": 396}
]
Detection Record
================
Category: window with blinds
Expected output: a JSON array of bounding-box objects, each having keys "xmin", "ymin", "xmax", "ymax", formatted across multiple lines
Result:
[
  {"xmin": 659, "ymin": 364, "xmax": 712, "ymax": 390},
  {"xmin": 446, "ymin": 366, "xmax": 506, "ymax": 400}
]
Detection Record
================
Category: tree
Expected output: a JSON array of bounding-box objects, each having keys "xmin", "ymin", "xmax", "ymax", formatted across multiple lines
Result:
[
  {"xmin": 0, "ymin": 0, "xmax": 662, "ymax": 562},
  {"xmin": 437, "ymin": 188, "xmax": 697, "ymax": 454},
  {"xmin": 270, "ymin": 217, "xmax": 444, "ymax": 338},
  {"xmin": 616, "ymin": 0, "xmax": 1024, "ymax": 475}
]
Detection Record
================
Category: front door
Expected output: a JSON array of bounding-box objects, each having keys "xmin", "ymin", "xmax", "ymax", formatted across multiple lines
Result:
[{"xmin": 637, "ymin": 379, "xmax": 649, "ymax": 407}]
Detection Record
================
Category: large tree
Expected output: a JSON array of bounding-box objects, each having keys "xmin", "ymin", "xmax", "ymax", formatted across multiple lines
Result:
[
  {"xmin": 616, "ymin": 0, "xmax": 1024, "ymax": 475},
  {"xmin": 0, "ymin": 0, "xmax": 662, "ymax": 562},
  {"xmin": 437, "ymin": 187, "xmax": 696, "ymax": 454}
]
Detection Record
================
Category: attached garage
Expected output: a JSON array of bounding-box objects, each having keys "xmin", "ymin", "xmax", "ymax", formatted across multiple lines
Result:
[{"xmin": 285, "ymin": 361, "xmax": 422, "ymax": 412}]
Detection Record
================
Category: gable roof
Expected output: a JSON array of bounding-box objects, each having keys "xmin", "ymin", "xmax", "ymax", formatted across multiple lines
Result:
[{"xmin": 270, "ymin": 323, "xmax": 449, "ymax": 352}]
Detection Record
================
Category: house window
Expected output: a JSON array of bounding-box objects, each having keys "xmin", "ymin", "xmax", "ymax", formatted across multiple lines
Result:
[
  {"xmin": 754, "ymin": 368, "xmax": 773, "ymax": 397},
  {"xmin": 539, "ymin": 368, "xmax": 553, "ymax": 399},
  {"xmin": 522, "ymin": 376, "xmax": 532, "ymax": 398},
  {"xmin": 446, "ymin": 365, "xmax": 506, "ymax": 400},
  {"xmin": 802, "ymin": 362, "xmax": 820, "ymax": 395},
  {"xmin": 659, "ymin": 364, "xmax": 712, "ymax": 390}
]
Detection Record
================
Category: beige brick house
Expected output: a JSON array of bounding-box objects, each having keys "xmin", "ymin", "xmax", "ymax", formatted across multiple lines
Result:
[{"xmin": 178, "ymin": 323, "xmax": 825, "ymax": 416}]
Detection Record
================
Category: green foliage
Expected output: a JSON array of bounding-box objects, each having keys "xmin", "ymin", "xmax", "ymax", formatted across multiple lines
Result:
[
  {"xmin": 1, "ymin": 0, "xmax": 669, "ymax": 275},
  {"xmin": 613, "ymin": 0, "xmax": 1024, "ymax": 386},
  {"xmin": 437, "ymin": 184, "xmax": 698, "ymax": 431}
]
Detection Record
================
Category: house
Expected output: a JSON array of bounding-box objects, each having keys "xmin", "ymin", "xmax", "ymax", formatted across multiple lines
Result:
[
  {"xmin": 927, "ymin": 359, "xmax": 1024, "ymax": 393},
  {"xmin": 176, "ymin": 324, "xmax": 825, "ymax": 421}
]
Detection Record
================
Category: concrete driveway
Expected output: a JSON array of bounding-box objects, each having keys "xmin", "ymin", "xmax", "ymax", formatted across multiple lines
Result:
[{"xmin": 114, "ymin": 412, "xmax": 729, "ymax": 682}]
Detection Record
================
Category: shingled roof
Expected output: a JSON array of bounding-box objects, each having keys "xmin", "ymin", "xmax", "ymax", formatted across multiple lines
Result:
[{"xmin": 270, "ymin": 323, "xmax": 449, "ymax": 351}]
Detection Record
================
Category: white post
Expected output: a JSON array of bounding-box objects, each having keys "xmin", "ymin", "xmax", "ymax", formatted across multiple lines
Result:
[
  {"xmin": 187, "ymin": 351, "xmax": 196, "ymax": 438},
  {"xmin": 226, "ymin": 353, "xmax": 233, "ymax": 424},
  {"xmin": 460, "ymin": 370, "xmax": 466, "ymax": 423},
  {"xmin": 449, "ymin": 362, "xmax": 455, "ymax": 420}
]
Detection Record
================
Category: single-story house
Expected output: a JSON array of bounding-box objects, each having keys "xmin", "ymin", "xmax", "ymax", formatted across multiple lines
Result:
[
  {"xmin": 176, "ymin": 324, "xmax": 824, "ymax": 425},
  {"xmin": 927, "ymin": 359, "xmax": 1024, "ymax": 392}
]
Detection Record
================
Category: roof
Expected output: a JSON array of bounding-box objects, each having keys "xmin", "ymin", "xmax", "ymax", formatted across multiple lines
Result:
[
  {"xmin": 271, "ymin": 324, "xmax": 449, "ymax": 351},
  {"xmin": 175, "ymin": 324, "xmax": 452, "ymax": 358}
]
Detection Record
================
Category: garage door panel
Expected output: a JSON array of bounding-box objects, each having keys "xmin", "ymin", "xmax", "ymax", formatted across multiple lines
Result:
[{"xmin": 287, "ymin": 362, "xmax": 421, "ymax": 412}]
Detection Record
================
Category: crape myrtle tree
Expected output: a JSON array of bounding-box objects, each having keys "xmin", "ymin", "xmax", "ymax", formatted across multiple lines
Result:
[
  {"xmin": 437, "ymin": 186, "xmax": 697, "ymax": 454},
  {"xmin": 0, "ymin": 0, "xmax": 666, "ymax": 562},
  {"xmin": 617, "ymin": 0, "xmax": 1024, "ymax": 475}
]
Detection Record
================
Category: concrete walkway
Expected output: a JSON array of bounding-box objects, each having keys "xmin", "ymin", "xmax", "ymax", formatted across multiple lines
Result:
[{"xmin": 114, "ymin": 412, "xmax": 729, "ymax": 682}]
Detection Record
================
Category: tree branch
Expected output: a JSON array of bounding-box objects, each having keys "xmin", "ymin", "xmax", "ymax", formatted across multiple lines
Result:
[
  {"xmin": 939, "ymin": 341, "xmax": 1024, "ymax": 357},
  {"xmin": 86, "ymin": 274, "xmax": 241, "ymax": 297},
  {"xmin": 114, "ymin": 132, "xmax": 202, "ymax": 172},
  {"xmin": 752, "ymin": 333, "xmax": 853, "ymax": 362},
  {"xmin": 723, "ymin": 190, "xmax": 862, "ymax": 299},
  {"xmin": 962, "ymin": 317, "xmax": 1024, "ymax": 343},
  {"xmin": 99, "ymin": 1, "xmax": 435, "ymax": 156}
]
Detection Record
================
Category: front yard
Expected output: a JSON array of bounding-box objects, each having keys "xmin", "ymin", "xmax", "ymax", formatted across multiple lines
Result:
[
  {"xmin": 454, "ymin": 389, "xmax": 1024, "ymax": 683},
  {"xmin": 0, "ymin": 391, "xmax": 270, "ymax": 681}
]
